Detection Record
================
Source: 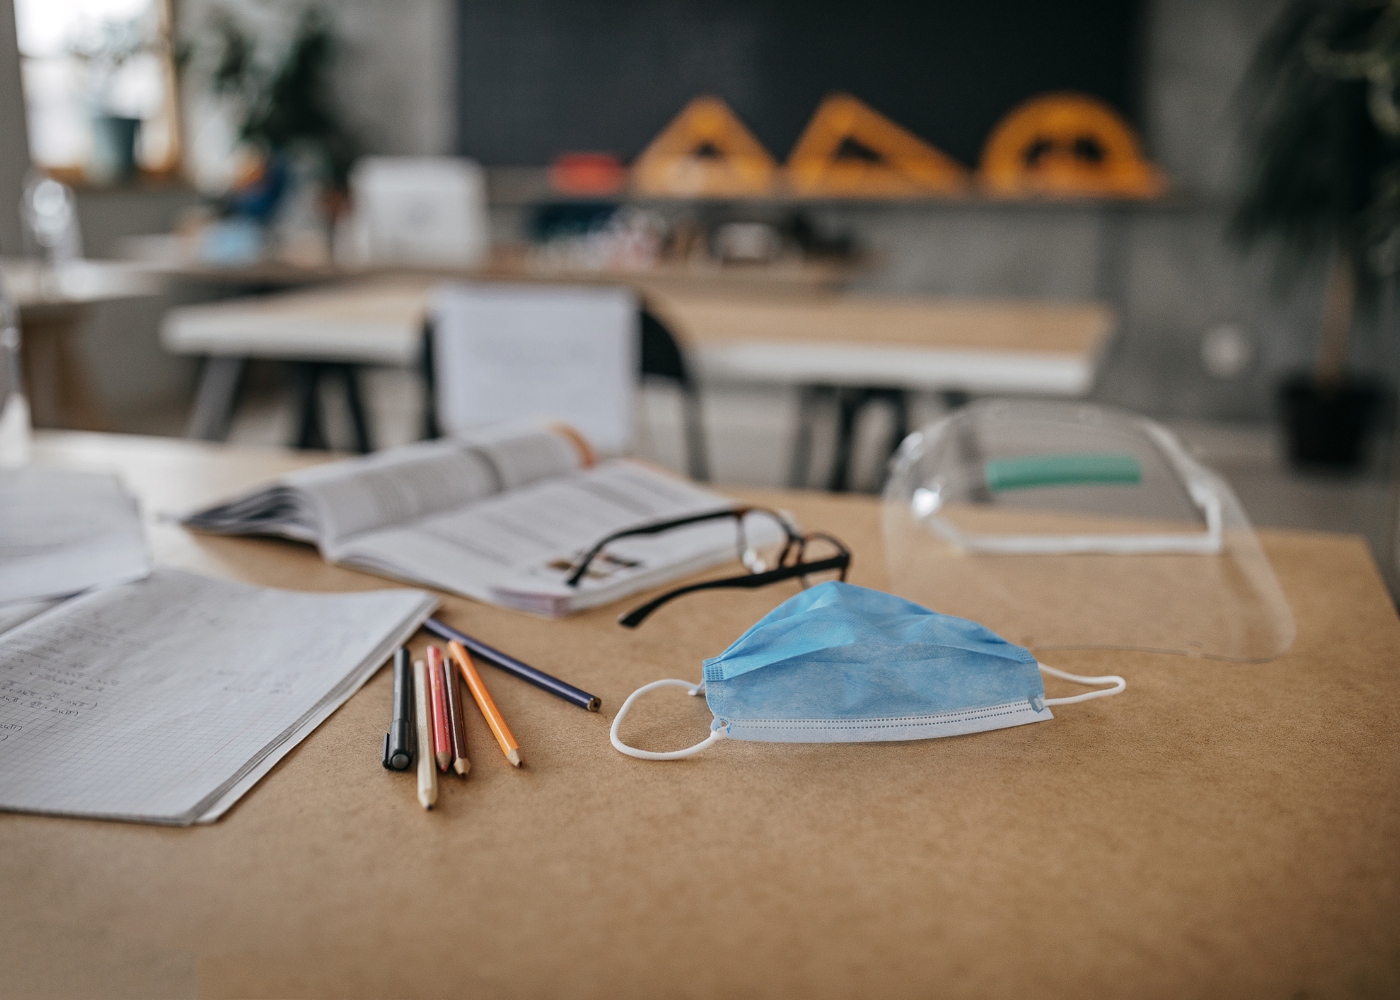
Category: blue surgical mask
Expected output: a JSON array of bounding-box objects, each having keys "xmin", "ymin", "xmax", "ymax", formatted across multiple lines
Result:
[{"xmin": 610, "ymin": 581, "xmax": 1125, "ymax": 760}]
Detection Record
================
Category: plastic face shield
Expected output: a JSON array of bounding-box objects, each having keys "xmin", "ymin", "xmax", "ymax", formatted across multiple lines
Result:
[{"xmin": 881, "ymin": 401, "xmax": 1295, "ymax": 662}]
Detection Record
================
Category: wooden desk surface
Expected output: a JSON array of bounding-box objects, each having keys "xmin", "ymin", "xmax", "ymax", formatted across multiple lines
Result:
[
  {"xmin": 646, "ymin": 287, "xmax": 1115, "ymax": 356},
  {"xmin": 645, "ymin": 289, "xmax": 1114, "ymax": 392},
  {"xmin": 160, "ymin": 275, "xmax": 434, "ymax": 365},
  {"xmin": 163, "ymin": 272, "xmax": 1110, "ymax": 357},
  {"xmin": 162, "ymin": 275, "xmax": 1112, "ymax": 394},
  {"xmin": 4, "ymin": 432, "xmax": 1397, "ymax": 999}
]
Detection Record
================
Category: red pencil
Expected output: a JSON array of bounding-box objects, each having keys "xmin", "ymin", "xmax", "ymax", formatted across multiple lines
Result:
[{"xmin": 426, "ymin": 645, "xmax": 452, "ymax": 773}]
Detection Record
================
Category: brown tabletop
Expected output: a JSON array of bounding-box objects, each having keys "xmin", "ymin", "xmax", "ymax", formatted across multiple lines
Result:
[
  {"xmin": 646, "ymin": 287, "xmax": 1114, "ymax": 354},
  {"xmin": 3, "ymin": 431, "xmax": 1397, "ymax": 999},
  {"xmin": 643, "ymin": 288, "xmax": 1114, "ymax": 392}
]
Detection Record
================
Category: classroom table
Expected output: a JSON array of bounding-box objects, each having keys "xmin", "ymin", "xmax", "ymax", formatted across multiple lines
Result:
[
  {"xmin": 2, "ymin": 430, "xmax": 1396, "ymax": 998},
  {"xmin": 160, "ymin": 275, "xmax": 1113, "ymax": 487},
  {"xmin": 646, "ymin": 288, "xmax": 1113, "ymax": 393},
  {"xmin": 2, "ymin": 257, "xmax": 165, "ymax": 430},
  {"xmin": 645, "ymin": 288, "xmax": 1114, "ymax": 488}
]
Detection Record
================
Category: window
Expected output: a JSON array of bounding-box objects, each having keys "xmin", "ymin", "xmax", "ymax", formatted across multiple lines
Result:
[{"xmin": 14, "ymin": 0, "xmax": 180, "ymax": 179}]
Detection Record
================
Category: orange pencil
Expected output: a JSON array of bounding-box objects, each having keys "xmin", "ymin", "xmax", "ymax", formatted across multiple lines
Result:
[
  {"xmin": 426, "ymin": 646, "xmax": 452, "ymax": 772},
  {"xmin": 447, "ymin": 640, "xmax": 522, "ymax": 767}
]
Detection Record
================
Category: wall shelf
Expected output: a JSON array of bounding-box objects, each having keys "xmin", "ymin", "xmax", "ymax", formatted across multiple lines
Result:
[{"xmin": 486, "ymin": 167, "xmax": 1212, "ymax": 213}]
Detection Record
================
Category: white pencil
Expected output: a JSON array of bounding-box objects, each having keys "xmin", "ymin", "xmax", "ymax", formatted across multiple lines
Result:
[{"xmin": 412, "ymin": 658, "xmax": 437, "ymax": 811}]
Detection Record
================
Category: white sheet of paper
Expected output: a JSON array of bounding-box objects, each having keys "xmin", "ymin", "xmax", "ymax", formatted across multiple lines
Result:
[
  {"xmin": 431, "ymin": 283, "xmax": 638, "ymax": 453},
  {"xmin": 0, "ymin": 569, "xmax": 436, "ymax": 824},
  {"xmin": 0, "ymin": 468, "xmax": 151, "ymax": 605}
]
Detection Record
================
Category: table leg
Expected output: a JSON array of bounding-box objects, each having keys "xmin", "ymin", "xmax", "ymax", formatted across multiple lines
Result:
[
  {"xmin": 789, "ymin": 384, "xmax": 833, "ymax": 488},
  {"xmin": 825, "ymin": 387, "xmax": 913, "ymax": 493},
  {"xmin": 827, "ymin": 387, "xmax": 871, "ymax": 492},
  {"xmin": 286, "ymin": 362, "xmax": 329, "ymax": 450},
  {"xmin": 680, "ymin": 383, "xmax": 709, "ymax": 482},
  {"xmin": 419, "ymin": 320, "xmax": 440, "ymax": 440},
  {"xmin": 185, "ymin": 357, "xmax": 246, "ymax": 441},
  {"xmin": 337, "ymin": 363, "xmax": 374, "ymax": 454},
  {"xmin": 882, "ymin": 389, "xmax": 911, "ymax": 488}
]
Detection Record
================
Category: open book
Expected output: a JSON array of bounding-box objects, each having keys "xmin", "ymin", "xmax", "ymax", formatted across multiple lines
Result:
[{"xmin": 184, "ymin": 425, "xmax": 774, "ymax": 617}]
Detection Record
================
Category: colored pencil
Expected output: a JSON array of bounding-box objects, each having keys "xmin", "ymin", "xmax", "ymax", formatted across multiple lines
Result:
[
  {"xmin": 412, "ymin": 658, "xmax": 437, "ymax": 810},
  {"xmin": 424, "ymin": 617, "xmax": 600, "ymax": 712},
  {"xmin": 426, "ymin": 646, "xmax": 452, "ymax": 772},
  {"xmin": 447, "ymin": 640, "xmax": 522, "ymax": 767},
  {"xmin": 444, "ymin": 655, "xmax": 472, "ymax": 776}
]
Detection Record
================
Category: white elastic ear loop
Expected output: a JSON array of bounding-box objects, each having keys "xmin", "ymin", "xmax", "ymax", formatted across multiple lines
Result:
[
  {"xmin": 1038, "ymin": 661, "xmax": 1126, "ymax": 705},
  {"xmin": 610, "ymin": 678, "xmax": 729, "ymax": 760}
]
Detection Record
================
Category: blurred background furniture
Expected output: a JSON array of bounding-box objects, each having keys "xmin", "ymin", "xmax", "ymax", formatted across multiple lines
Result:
[
  {"xmin": 1, "ymin": 257, "xmax": 163, "ymax": 430},
  {"xmin": 162, "ymin": 274, "xmax": 1110, "ymax": 489},
  {"xmin": 422, "ymin": 284, "xmax": 711, "ymax": 478},
  {"xmin": 5, "ymin": 0, "xmax": 1398, "ymax": 588},
  {"xmin": 346, "ymin": 156, "xmax": 490, "ymax": 268},
  {"xmin": 427, "ymin": 282, "xmax": 638, "ymax": 454},
  {"xmin": 645, "ymin": 290, "xmax": 1115, "ymax": 490},
  {"xmin": 161, "ymin": 276, "xmax": 426, "ymax": 452},
  {"xmin": 162, "ymin": 275, "xmax": 712, "ymax": 477}
]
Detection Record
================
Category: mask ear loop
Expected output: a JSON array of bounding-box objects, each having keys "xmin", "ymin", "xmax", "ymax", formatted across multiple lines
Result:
[
  {"xmin": 1037, "ymin": 662, "xmax": 1126, "ymax": 705},
  {"xmin": 610, "ymin": 678, "xmax": 728, "ymax": 760}
]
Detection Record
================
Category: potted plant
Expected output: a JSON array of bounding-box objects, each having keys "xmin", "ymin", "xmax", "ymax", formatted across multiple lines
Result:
[
  {"xmin": 69, "ymin": 13, "xmax": 160, "ymax": 184},
  {"xmin": 182, "ymin": 6, "xmax": 357, "ymax": 248},
  {"xmin": 1232, "ymin": 0, "xmax": 1400, "ymax": 469}
]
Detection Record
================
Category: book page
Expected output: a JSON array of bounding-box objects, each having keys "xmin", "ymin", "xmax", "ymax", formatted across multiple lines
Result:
[
  {"xmin": 0, "ymin": 569, "xmax": 435, "ymax": 824},
  {"xmin": 185, "ymin": 425, "xmax": 583, "ymax": 554},
  {"xmin": 0, "ymin": 597, "xmax": 63, "ymax": 636},
  {"xmin": 338, "ymin": 460, "xmax": 783, "ymax": 614},
  {"xmin": 0, "ymin": 468, "xmax": 151, "ymax": 605}
]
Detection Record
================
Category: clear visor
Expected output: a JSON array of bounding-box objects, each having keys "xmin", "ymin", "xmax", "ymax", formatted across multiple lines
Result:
[{"xmin": 881, "ymin": 400, "xmax": 1295, "ymax": 662}]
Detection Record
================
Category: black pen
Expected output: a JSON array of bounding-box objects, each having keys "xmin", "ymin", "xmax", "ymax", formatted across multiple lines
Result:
[{"xmin": 381, "ymin": 647, "xmax": 415, "ymax": 770}]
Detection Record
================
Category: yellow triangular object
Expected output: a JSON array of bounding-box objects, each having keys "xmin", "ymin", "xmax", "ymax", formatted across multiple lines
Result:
[
  {"xmin": 786, "ymin": 93, "xmax": 969, "ymax": 197},
  {"xmin": 978, "ymin": 92, "xmax": 1165, "ymax": 199},
  {"xmin": 633, "ymin": 96, "xmax": 777, "ymax": 197}
]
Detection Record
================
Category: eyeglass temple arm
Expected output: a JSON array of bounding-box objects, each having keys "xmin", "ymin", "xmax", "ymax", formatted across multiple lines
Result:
[
  {"xmin": 617, "ymin": 552, "xmax": 851, "ymax": 628},
  {"xmin": 565, "ymin": 506, "xmax": 751, "ymax": 587}
]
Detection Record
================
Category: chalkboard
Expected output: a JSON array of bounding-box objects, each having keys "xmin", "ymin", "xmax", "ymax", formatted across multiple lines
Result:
[{"xmin": 454, "ymin": 0, "xmax": 1145, "ymax": 169}]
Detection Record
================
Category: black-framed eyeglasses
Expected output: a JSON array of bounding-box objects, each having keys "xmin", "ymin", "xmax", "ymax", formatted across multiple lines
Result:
[{"xmin": 564, "ymin": 506, "xmax": 851, "ymax": 627}]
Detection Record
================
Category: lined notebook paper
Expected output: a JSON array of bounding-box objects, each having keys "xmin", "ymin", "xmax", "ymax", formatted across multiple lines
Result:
[
  {"xmin": 0, "ymin": 569, "xmax": 436, "ymax": 825},
  {"xmin": 0, "ymin": 467, "xmax": 150, "ymax": 605}
]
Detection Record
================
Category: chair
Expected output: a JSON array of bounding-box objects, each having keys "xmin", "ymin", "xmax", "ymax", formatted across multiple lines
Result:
[
  {"xmin": 346, "ymin": 157, "xmax": 489, "ymax": 267},
  {"xmin": 639, "ymin": 305, "xmax": 709, "ymax": 482},
  {"xmin": 422, "ymin": 284, "xmax": 708, "ymax": 481},
  {"xmin": 790, "ymin": 387, "xmax": 968, "ymax": 493},
  {"xmin": 789, "ymin": 385, "xmax": 910, "ymax": 492}
]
